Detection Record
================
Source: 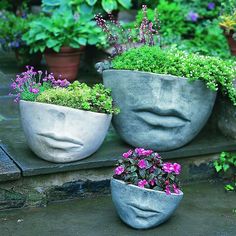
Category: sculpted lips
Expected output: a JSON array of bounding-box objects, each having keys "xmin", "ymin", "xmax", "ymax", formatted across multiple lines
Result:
[
  {"xmin": 128, "ymin": 203, "xmax": 160, "ymax": 218},
  {"xmin": 134, "ymin": 107, "xmax": 190, "ymax": 128},
  {"xmin": 37, "ymin": 132, "xmax": 83, "ymax": 149}
]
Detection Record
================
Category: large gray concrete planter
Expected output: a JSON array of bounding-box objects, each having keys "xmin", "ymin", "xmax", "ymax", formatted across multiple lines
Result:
[
  {"xmin": 103, "ymin": 70, "xmax": 216, "ymax": 151},
  {"xmin": 218, "ymin": 96, "xmax": 236, "ymax": 139},
  {"xmin": 111, "ymin": 178, "xmax": 183, "ymax": 229},
  {"xmin": 19, "ymin": 100, "xmax": 112, "ymax": 163}
]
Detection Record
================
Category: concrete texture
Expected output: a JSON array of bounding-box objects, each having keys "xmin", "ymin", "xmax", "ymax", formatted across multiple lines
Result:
[
  {"xmin": 103, "ymin": 70, "xmax": 216, "ymax": 151},
  {"xmin": 0, "ymin": 181, "xmax": 235, "ymax": 236},
  {"xmin": 218, "ymin": 94, "xmax": 236, "ymax": 139},
  {"xmin": 111, "ymin": 178, "xmax": 183, "ymax": 229},
  {"xmin": 20, "ymin": 100, "xmax": 112, "ymax": 163}
]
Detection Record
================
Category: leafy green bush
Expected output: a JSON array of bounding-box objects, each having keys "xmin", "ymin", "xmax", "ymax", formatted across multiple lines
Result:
[
  {"xmin": 36, "ymin": 81, "xmax": 119, "ymax": 114},
  {"xmin": 22, "ymin": 9, "xmax": 105, "ymax": 53},
  {"xmin": 214, "ymin": 151, "xmax": 236, "ymax": 191},
  {"xmin": 112, "ymin": 45, "xmax": 236, "ymax": 104}
]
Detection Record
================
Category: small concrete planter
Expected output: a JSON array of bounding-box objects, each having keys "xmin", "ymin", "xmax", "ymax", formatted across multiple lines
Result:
[
  {"xmin": 103, "ymin": 70, "xmax": 216, "ymax": 151},
  {"xmin": 111, "ymin": 178, "xmax": 183, "ymax": 229},
  {"xmin": 20, "ymin": 100, "xmax": 112, "ymax": 163}
]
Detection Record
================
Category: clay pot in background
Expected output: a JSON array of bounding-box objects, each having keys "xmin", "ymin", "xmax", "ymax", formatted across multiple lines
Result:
[{"xmin": 44, "ymin": 46, "xmax": 85, "ymax": 82}]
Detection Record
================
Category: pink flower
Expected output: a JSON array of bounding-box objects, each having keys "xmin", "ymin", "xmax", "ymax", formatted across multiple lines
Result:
[
  {"xmin": 173, "ymin": 163, "xmax": 181, "ymax": 175},
  {"xmin": 122, "ymin": 150, "xmax": 133, "ymax": 158},
  {"xmin": 135, "ymin": 148, "xmax": 153, "ymax": 156},
  {"xmin": 149, "ymin": 179, "xmax": 156, "ymax": 186},
  {"xmin": 155, "ymin": 153, "xmax": 161, "ymax": 159},
  {"xmin": 138, "ymin": 159, "xmax": 147, "ymax": 169},
  {"xmin": 115, "ymin": 166, "xmax": 124, "ymax": 175},
  {"xmin": 29, "ymin": 87, "xmax": 40, "ymax": 94},
  {"xmin": 165, "ymin": 185, "xmax": 171, "ymax": 195},
  {"xmin": 149, "ymin": 165, "xmax": 156, "ymax": 173},
  {"xmin": 173, "ymin": 184, "xmax": 180, "ymax": 194},
  {"xmin": 138, "ymin": 179, "xmax": 148, "ymax": 188},
  {"xmin": 163, "ymin": 162, "xmax": 174, "ymax": 173}
]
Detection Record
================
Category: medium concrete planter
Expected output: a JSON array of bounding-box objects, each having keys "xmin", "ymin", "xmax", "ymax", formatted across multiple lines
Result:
[
  {"xmin": 19, "ymin": 101, "xmax": 112, "ymax": 163},
  {"xmin": 103, "ymin": 70, "xmax": 216, "ymax": 151},
  {"xmin": 111, "ymin": 178, "xmax": 183, "ymax": 229}
]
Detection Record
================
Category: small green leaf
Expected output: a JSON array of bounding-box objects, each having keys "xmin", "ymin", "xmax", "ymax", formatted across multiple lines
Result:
[
  {"xmin": 117, "ymin": 0, "xmax": 132, "ymax": 9},
  {"xmin": 86, "ymin": 0, "xmax": 97, "ymax": 6}
]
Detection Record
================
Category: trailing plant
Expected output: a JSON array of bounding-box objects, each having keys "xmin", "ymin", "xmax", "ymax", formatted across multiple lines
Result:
[
  {"xmin": 95, "ymin": 5, "xmax": 160, "ymax": 57},
  {"xmin": 111, "ymin": 45, "xmax": 236, "ymax": 104},
  {"xmin": 113, "ymin": 148, "xmax": 182, "ymax": 194},
  {"xmin": 214, "ymin": 151, "xmax": 236, "ymax": 191},
  {"xmin": 36, "ymin": 81, "xmax": 120, "ymax": 114},
  {"xmin": 22, "ymin": 9, "xmax": 105, "ymax": 53}
]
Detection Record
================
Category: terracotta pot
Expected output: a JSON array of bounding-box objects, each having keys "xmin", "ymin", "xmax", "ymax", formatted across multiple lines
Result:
[
  {"xmin": 44, "ymin": 46, "xmax": 85, "ymax": 82},
  {"xmin": 224, "ymin": 31, "xmax": 236, "ymax": 56}
]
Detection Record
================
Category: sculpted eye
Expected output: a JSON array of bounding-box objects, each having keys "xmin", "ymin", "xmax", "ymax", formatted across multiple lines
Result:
[{"xmin": 49, "ymin": 109, "xmax": 66, "ymax": 121}]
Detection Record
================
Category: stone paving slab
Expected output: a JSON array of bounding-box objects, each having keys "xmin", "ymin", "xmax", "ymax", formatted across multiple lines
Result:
[
  {"xmin": 0, "ymin": 181, "xmax": 235, "ymax": 236},
  {"xmin": 0, "ymin": 147, "xmax": 21, "ymax": 182}
]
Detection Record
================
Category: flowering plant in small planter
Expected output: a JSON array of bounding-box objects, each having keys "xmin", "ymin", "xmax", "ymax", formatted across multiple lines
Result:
[
  {"xmin": 11, "ymin": 66, "xmax": 119, "ymax": 163},
  {"xmin": 111, "ymin": 148, "xmax": 183, "ymax": 229},
  {"xmin": 113, "ymin": 148, "xmax": 181, "ymax": 194}
]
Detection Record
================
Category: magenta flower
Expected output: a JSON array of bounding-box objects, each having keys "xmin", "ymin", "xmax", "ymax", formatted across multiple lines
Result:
[
  {"xmin": 115, "ymin": 166, "xmax": 124, "ymax": 175},
  {"xmin": 155, "ymin": 153, "xmax": 161, "ymax": 159},
  {"xmin": 135, "ymin": 148, "xmax": 153, "ymax": 156},
  {"xmin": 149, "ymin": 179, "xmax": 156, "ymax": 186},
  {"xmin": 173, "ymin": 184, "xmax": 180, "ymax": 194},
  {"xmin": 138, "ymin": 179, "xmax": 148, "ymax": 188},
  {"xmin": 122, "ymin": 150, "xmax": 133, "ymax": 158},
  {"xmin": 149, "ymin": 165, "xmax": 156, "ymax": 173},
  {"xmin": 165, "ymin": 185, "xmax": 171, "ymax": 195},
  {"xmin": 173, "ymin": 163, "xmax": 181, "ymax": 175},
  {"xmin": 138, "ymin": 159, "xmax": 147, "ymax": 169},
  {"xmin": 163, "ymin": 162, "xmax": 174, "ymax": 173}
]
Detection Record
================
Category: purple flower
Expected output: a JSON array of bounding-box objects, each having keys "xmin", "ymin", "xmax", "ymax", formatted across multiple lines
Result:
[
  {"xmin": 163, "ymin": 162, "xmax": 174, "ymax": 173},
  {"xmin": 29, "ymin": 87, "xmax": 40, "ymax": 94},
  {"xmin": 187, "ymin": 11, "xmax": 199, "ymax": 22},
  {"xmin": 138, "ymin": 159, "xmax": 147, "ymax": 169},
  {"xmin": 173, "ymin": 163, "xmax": 181, "ymax": 175},
  {"xmin": 207, "ymin": 2, "xmax": 215, "ymax": 10},
  {"xmin": 122, "ymin": 150, "xmax": 132, "ymax": 158},
  {"xmin": 115, "ymin": 166, "xmax": 124, "ymax": 175},
  {"xmin": 138, "ymin": 179, "xmax": 148, "ymax": 188}
]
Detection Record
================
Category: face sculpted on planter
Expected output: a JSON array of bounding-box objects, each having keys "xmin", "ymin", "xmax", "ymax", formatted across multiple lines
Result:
[
  {"xmin": 103, "ymin": 70, "xmax": 216, "ymax": 151},
  {"xmin": 34, "ymin": 109, "xmax": 84, "ymax": 157}
]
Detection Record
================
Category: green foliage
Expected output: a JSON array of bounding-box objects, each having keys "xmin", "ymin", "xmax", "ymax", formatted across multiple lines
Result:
[
  {"xmin": 214, "ymin": 152, "xmax": 236, "ymax": 191},
  {"xmin": 21, "ymin": 83, "xmax": 51, "ymax": 102},
  {"xmin": 42, "ymin": 0, "xmax": 132, "ymax": 13},
  {"xmin": 112, "ymin": 46, "xmax": 236, "ymax": 104},
  {"xmin": 177, "ymin": 20, "xmax": 231, "ymax": 58},
  {"xmin": 36, "ymin": 81, "xmax": 119, "ymax": 114},
  {"xmin": 22, "ymin": 9, "xmax": 105, "ymax": 53},
  {"xmin": 136, "ymin": 0, "xmax": 187, "ymax": 38}
]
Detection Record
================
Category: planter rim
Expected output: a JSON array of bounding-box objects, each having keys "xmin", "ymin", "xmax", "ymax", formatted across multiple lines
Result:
[
  {"xmin": 103, "ymin": 69, "xmax": 205, "ymax": 84},
  {"xmin": 20, "ymin": 100, "xmax": 112, "ymax": 117},
  {"xmin": 45, "ymin": 46, "xmax": 85, "ymax": 54},
  {"xmin": 111, "ymin": 178, "xmax": 183, "ymax": 196}
]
